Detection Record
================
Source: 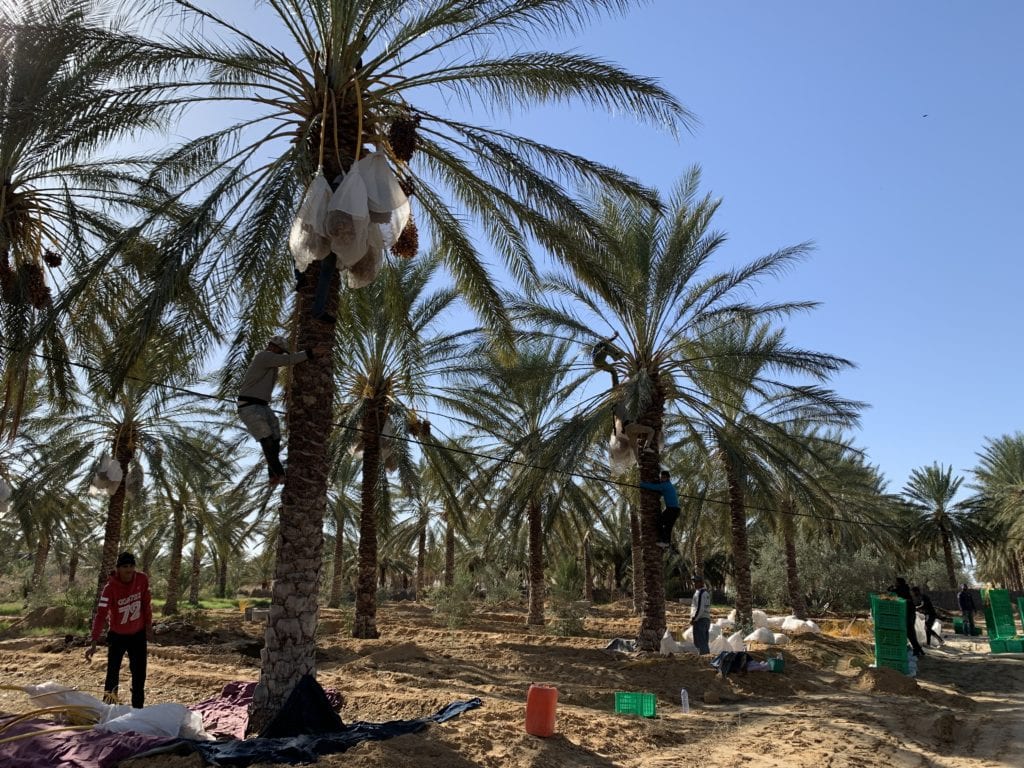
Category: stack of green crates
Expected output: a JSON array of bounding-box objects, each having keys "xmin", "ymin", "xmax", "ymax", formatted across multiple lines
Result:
[
  {"xmin": 871, "ymin": 593, "xmax": 908, "ymax": 674},
  {"xmin": 983, "ymin": 588, "xmax": 1020, "ymax": 653}
]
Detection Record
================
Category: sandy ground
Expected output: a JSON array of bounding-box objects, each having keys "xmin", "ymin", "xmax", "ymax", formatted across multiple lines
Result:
[{"xmin": 0, "ymin": 602, "xmax": 1020, "ymax": 767}]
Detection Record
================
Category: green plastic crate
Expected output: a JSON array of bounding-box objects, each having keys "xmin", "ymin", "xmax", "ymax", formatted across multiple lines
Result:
[
  {"xmin": 875, "ymin": 655, "xmax": 909, "ymax": 674},
  {"xmin": 1005, "ymin": 638, "xmax": 1024, "ymax": 653},
  {"xmin": 873, "ymin": 628, "xmax": 906, "ymax": 648},
  {"xmin": 990, "ymin": 638, "xmax": 1009, "ymax": 654},
  {"xmin": 875, "ymin": 644, "xmax": 909, "ymax": 664},
  {"xmin": 614, "ymin": 691, "xmax": 656, "ymax": 718},
  {"xmin": 871, "ymin": 594, "xmax": 907, "ymax": 631}
]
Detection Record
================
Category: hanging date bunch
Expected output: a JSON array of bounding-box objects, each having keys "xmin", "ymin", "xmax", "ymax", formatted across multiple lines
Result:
[
  {"xmin": 0, "ymin": 256, "xmax": 15, "ymax": 304},
  {"xmin": 387, "ymin": 113, "xmax": 420, "ymax": 163},
  {"xmin": 19, "ymin": 261, "xmax": 51, "ymax": 310}
]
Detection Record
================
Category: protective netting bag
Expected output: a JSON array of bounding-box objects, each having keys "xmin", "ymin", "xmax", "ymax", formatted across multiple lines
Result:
[
  {"xmin": 608, "ymin": 431, "xmax": 632, "ymax": 475},
  {"xmin": 289, "ymin": 170, "xmax": 332, "ymax": 272},
  {"xmin": 325, "ymin": 169, "xmax": 369, "ymax": 267},
  {"xmin": 89, "ymin": 454, "xmax": 123, "ymax": 496},
  {"xmin": 347, "ymin": 242, "xmax": 383, "ymax": 289},
  {"xmin": 357, "ymin": 152, "xmax": 408, "ymax": 223},
  {"xmin": 376, "ymin": 198, "xmax": 411, "ymax": 250}
]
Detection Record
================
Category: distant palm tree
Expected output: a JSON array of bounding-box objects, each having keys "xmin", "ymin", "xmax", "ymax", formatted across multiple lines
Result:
[
  {"xmin": 335, "ymin": 253, "xmax": 469, "ymax": 637},
  {"xmin": 970, "ymin": 434, "xmax": 1024, "ymax": 586},
  {"xmin": 514, "ymin": 167, "xmax": 848, "ymax": 647},
  {"xmin": 448, "ymin": 338, "xmax": 595, "ymax": 626},
  {"xmin": 684, "ymin": 322, "xmax": 859, "ymax": 630},
  {"xmin": 904, "ymin": 463, "xmax": 987, "ymax": 589}
]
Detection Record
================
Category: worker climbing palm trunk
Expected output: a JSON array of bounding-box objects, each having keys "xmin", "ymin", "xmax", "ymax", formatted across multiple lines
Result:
[{"xmin": 237, "ymin": 334, "xmax": 328, "ymax": 485}]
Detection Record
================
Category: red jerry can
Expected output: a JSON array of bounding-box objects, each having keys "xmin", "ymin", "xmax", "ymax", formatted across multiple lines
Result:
[{"xmin": 525, "ymin": 683, "xmax": 558, "ymax": 737}]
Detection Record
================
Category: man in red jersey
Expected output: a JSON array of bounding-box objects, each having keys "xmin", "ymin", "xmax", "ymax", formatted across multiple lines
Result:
[{"xmin": 85, "ymin": 552, "xmax": 154, "ymax": 707}]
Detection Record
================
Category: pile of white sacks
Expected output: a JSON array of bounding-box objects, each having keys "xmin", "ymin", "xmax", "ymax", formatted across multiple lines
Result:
[{"xmin": 661, "ymin": 609, "xmax": 821, "ymax": 655}]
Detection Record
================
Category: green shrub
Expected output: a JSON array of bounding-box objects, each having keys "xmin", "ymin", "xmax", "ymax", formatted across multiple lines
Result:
[
  {"xmin": 430, "ymin": 569, "xmax": 476, "ymax": 629},
  {"xmin": 548, "ymin": 556, "xmax": 586, "ymax": 637}
]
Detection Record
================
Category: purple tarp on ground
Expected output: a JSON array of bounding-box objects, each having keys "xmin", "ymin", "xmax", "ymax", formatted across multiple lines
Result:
[
  {"xmin": 0, "ymin": 715, "xmax": 175, "ymax": 768},
  {"xmin": 190, "ymin": 681, "xmax": 344, "ymax": 739}
]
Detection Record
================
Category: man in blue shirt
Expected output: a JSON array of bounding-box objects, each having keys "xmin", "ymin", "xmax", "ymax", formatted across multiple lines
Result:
[{"xmin": 638, "ymin": 470, "xmax": 681, "ymax": 549}]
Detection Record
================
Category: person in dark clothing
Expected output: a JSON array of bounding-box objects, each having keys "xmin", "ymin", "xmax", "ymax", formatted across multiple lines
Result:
[
  {"xmin": 86, "ymin": 552, "xmax": 152, "ymax": 708},
  {"xmin": 892, "ymin": 577, "xmax": 925, "ymax": 657},
  {"xmin": 592, "ymin": 332, "xmax": 625, "ymax": 388},
  {"xmin": 911, "ymin": 586, "xmax": 944, "ymax": 647},
  {"xmin": 958, "ymin": 583, "xmax": 977, "ymax": 636},
  {"xmin": 638, "ymin": 470, "xmax": 681, "ymax": 549}
]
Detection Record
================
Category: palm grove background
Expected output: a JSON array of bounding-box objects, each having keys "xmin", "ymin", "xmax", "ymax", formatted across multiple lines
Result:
[{"xmin": 1, "ymin": 0, "xmax": 1021, "ymax": 729}]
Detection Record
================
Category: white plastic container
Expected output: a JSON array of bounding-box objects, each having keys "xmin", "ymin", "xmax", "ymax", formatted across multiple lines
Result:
[{"xmin": 680, "ymin": 688, "xmax": 689, "ymax": 714}]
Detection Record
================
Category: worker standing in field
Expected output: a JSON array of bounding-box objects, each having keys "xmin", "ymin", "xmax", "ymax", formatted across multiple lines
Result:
[{"xmin": 85, "ymin": 552, "xmax": 153, "ymax": 708}]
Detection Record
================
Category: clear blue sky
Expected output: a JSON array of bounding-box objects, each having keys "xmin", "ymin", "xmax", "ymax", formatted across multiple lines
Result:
[
  {"xmin": 521, "ymin": 0, "xmax": 1024, "ymax": 492},
  {"xmin": 236, "ymin": 1, "xmax": 1023, "ymax": 493}
]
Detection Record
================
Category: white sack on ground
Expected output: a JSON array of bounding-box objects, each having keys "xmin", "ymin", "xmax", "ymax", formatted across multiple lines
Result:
[
  {"xmin": 752, "ymin": 610, "xmax": 768, "ymax": 628},
  {"xmin": 766, "ymin": 616, "xmax": 786, "ymax": 631},
  {"xmin": 772, "ymin": 632, "xmax": 791, "ymax": 645},
  {"xmin": 98, "ymin": 702, "xmax": 209, "ymax": 740},
  {"xmin": 782, "ymin": 616, "xmax": 817, "ymax": 634},
  {"xmin": 727, "ymin": 631, "xmax": 746, "ymax": 652},
  {"xmin": 660, "ymin": 630, "xmax": 678, "ymax": 655},
  {"xmin": 744, "ymin": 627, "xmax": 776, "ymax": 645},
  {"xmin": 709, "ymin": 635, "xmax": 730, "ymax": 655}
]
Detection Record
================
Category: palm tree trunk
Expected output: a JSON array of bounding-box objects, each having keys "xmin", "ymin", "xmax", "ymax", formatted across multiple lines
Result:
[
  {"xmin": 353, "ymin": 398, "xmax": 385, "ymax": 638},
  {"xmin": 416, "ymin": 516, "xmax": 426, "ymax": 601},
  {"xmin": 248, "ymin": 243, "xmax": 337, "ymax": 731},
  {"xmin": 780, "ymin": 500, "xmax": 808, "ymax": 619},
  {"xmin": 68, "ymin": 549, "xmax": 78, "ymax": 587},
  {"xmin": 163, "ymin": 502, "xmax": 185, "ymax": 616},
  {"xmin": 629, "ymin": 507, "xmax": 643, "ymax": 614},
  {"xmin": 188, "ymin": 519, "xmax": 204, "ymax": 606},
  {"xmin": 938, "ymin": 521, "xmax": 957, "ymax": 590},
  {"xmin": 328, "ymin": 524, "xmax": 345, "ymax": 609},
  {"xmin": 217, "ymin": 554, "xmax": 228, "ymax": 599},
  {"xmin": 526, "ymin": 500, "xmax": 545, "ymax": 626},
  {"xmin": 722, "ymin": 451, "xmax": 753, "ymax": 633},
  {"xmin": 636, "ymin": 387, "xmax": 667, "ymax": 651},
  {"xmin": 30, "ymin": 529, "xmax": 50, "ymax": 595},
  {"xmin": 583, "ymin": 533, "xmax": 594, "ymax": 602},
  {"xmin": 95, "ymin": 427, "xmax": 135, "ymax": 601},
  {"xmin": 444, "ymin": 506, "xmax": 455, "ymax": 588},
  {"xmin": 691, "ymin": 531, "xmax": 703, "ymax": 577}
]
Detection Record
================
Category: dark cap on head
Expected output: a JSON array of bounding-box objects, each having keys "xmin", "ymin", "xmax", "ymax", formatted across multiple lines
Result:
[
  {"xmin": 693, "ymin": 574, "xmax": 704, "ymax": 582},
  {"xmin": 116, "ymin": 552, "xmax": 136, "ymax": 567}
]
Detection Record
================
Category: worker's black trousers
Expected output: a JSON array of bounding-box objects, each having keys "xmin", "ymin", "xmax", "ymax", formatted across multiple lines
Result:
[
  {"xmin": 104, "ymin": 629, "xmax": 147, "ymax": 708},
  {"xmin": 658, "ymin": 506, "xmax": 681, "ymax": 545}
]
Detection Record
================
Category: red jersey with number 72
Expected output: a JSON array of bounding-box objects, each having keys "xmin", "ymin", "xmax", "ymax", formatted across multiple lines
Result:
[{"xmin": 91, "ymin": 572, "xmax": 153, "ymax": 641}]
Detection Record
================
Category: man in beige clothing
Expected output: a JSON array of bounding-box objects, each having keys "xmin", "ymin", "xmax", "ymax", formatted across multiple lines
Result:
[{"xmin": 237, "ymin": 334, "xmax": 323, "ymax": 485}]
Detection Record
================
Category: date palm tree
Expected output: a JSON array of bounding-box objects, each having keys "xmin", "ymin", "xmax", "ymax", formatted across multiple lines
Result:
[
  {"xmin": 970, "ymin": 434, "xmax": 1024, "ymax": 586},
  {"xmin": 37, "ymin": 0, "xmax": 686, "ymax": 724},
  {"xmin": 903, "ymin": 463, "xmax": 987, "ymax": 590},
  {"xmin": 513, "ymin": 167, "xmax": 846, "ymax": 647},
  {"xmin": 334, "ymin": 252, "xmax": 470, "ymax": 637},
  {"xmin": 682, "ymin": 321, "xmax": 860, "ymax": 631},
  {"xmin": 0, "ymin": 1, "xmax": 191, "ymax": 436},
  {"xmin": 446, "ymin": 338, "xmax": 596, "ymax": 626}
]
